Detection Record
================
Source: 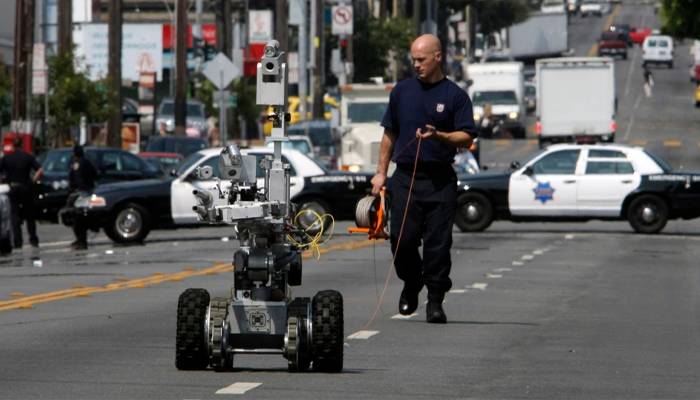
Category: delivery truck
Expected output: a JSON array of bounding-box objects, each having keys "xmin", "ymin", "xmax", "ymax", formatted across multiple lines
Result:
[
  {"xmin": 535, "ymin": 57, "xmax": 616, "ymax": 147},
  {"xmin": 467, "ymin": 62, "xmax": 526, "ymax": 138}
]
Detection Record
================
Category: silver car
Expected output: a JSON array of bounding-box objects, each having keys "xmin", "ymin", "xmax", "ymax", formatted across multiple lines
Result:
[{"xmin": 155, "ymin": 99, "xmax": 208, "ymax": 137}]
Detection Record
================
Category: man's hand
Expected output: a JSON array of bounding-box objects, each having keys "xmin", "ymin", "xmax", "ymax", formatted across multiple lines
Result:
[
  {"xmin": 371, "ymin": 172, "xmax": 386, "ymax": 196},
  {"xmin": 416, "ymin": 124, "xmax": 438, "ymax": 140}
]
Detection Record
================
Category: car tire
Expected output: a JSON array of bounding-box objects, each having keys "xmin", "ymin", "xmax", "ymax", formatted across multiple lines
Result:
[
  {"xmin": 622, "ymin": 52, "xmax": 628, "ymax": 60},
  {"xmin": 627, "ymin": 194, "xmax": 668, "ymax": 234},
  {"xmin": 104, "ymin": 202, "xmax": 151, "ymax": 244},
  {"xmin": 455, "ymin": 192, "xmax": 493, "ymax": 232},
  {"xmin": 668, "ymin": 61, "xmax": 674, "ymax": 69},
  {"xmin": 295, "ymin": 197, "xmax": 332, "ymax": 234}
]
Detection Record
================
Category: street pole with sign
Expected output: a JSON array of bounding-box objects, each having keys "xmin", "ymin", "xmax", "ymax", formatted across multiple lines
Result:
[{"xmin": 203, "ymin": 53, "xmax": 241, "ymax": 145}]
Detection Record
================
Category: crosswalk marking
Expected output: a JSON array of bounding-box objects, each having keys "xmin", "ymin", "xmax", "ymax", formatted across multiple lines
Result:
[
  {"xmin": 448, "ymin": 289, "xmax": 466, "ymax": 294},
  {"xmin": 521, "ymin": 254, "xmax": 534, "ymax": 261},
  {"xmin": 485, "ymin": 273, "xmax": 502, "ymax": 279},
  {"xmin": 512, "ymin": 261, "xmax": 524, "ymax": 266},
  {"xmin": 215, "ymin": 382, "xmax": 262, "ymax": 395},
  {"xmin": 493, "ymin": 268, "xmax": 512, "ymax": 273},
  {"xmin": 467, "ymin": 283, "xmax": 488, "ymax": 291},
  {"xmin": 347, "ymin": 330, "xmax": 380, "ymax": 340}
]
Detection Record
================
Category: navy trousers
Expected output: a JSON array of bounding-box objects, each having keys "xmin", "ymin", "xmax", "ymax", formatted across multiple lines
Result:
[{"xmin": 389, "ymin": 164, "xmax": 457, "ymax": 302}]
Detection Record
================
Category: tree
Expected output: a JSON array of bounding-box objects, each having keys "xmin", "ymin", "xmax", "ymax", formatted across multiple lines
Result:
[
  {"xmin": 46, "ymin": 51, "xmax": 115, "ymax": 147},
  {"xmin": 659, "ymin": 0, "xmax": 700, "ymax": 39},
  {"xmin": 442, "ymin": 0, "xmax": 530, "ymax": 35},
  {"xmin": 353, "ymin": 17, "xmax": 415, "ymax": 82},
  {"xmin": 0, "ymin": 56, "xmax": 12, "ymax": 128}
]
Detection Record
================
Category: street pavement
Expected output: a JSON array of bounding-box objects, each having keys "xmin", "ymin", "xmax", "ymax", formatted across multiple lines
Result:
[{"xmin": 1, "ymin": 3, "xmax": 700, "ymax": 399}]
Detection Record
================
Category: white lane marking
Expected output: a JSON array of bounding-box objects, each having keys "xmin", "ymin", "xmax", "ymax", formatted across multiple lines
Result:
[
  {"xmin": 493, "ymin": 268, "xmax": 512, "ymax": 273},
  {"xmin": 448, "ymin": 289, "xmax": 466, "ymax": 294},
  {"xmin": 221, "ymin": 236, "xmax": 230, "ymax": 242},
  {"xmin": 105, "ymin": 249, "xmax": 114, "ymax": 255},
  {"xmin": 533, "ymin": 249, "xmax": 544, "ymax": 255},
  {"xmin": 391, "ymin": 313, "xmax": 417, "ymax": 319},
  {"xmin": 521, "ymin": 254, "xmax": 534, "ymax": 261},
  {"xmin": 623, "ymin": 94, "xmax": 642, "ymax": 141},
  {"xmin": 512, "ymin": 261, "xmax": 524, "ymax": 266},
  {"xmin": 543, "ymin": 247, "xmax": 552, "ymax": 252},
  {"xmin": 467, "ymin": 283, "xmax": 488, "ymax": 291},
  {"xmin": 347, "ymin": 330, "xmax": 380, "ymax": 340},
  {"xmin": 565, "ymin": 234, "xmax": 575, "ymax": 240},
  {"xmin": 215, "ymin": 382, "xmax": 262, "ymax": 395},
  {"xmin": 485, "ymin": 273, "xmax": 502, "ymax": 279}
]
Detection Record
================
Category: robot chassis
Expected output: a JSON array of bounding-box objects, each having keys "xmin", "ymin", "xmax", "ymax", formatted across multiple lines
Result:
[{"xmin": 175, "ymin": 40, "xmax": 343, "ymax": 373}]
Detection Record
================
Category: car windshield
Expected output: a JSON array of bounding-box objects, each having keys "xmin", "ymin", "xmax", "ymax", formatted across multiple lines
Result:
[
  {"xmin": 525, "ymin": 85, "xmax": 536, "ymax": 96},
  {"xmin": 176, "ymin": 152, "xmax": 206, "ymax": 176},
  {"xmin": 268, "ymin": 140, "xmax": 312, "ymax": 154},
  {"xmin": 347, "ymin": 102, "xmax": 387, "ymax": 123},
  {"xmin": 42, "ymin": 150, "xmax": 98, "ymax": 173},
  {"xmin": 644, "ymin": 150, "xmax": 673, "ymax": 173},
  {"xmin": 601, "ymin": 32, "xmax": 622, "ymax": 40},
  {"xmin": 473, "ymin": 91, "xmax": 518, "ymax": 105},
  {"xmin": 288, "ymin": 126, "xmax": 334, "ymax": 146}
]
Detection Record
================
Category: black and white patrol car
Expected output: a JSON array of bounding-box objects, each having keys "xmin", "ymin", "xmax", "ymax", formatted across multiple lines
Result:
[
  {"xmin": 61, "ymin": 147, "xmax": 373, "ymax": 244},
  {"xmin": 455, "ymin": 144, "xmax": 700, "ymax": 234}
]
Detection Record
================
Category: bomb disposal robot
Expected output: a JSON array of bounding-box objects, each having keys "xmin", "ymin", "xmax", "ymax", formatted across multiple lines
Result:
[{"xmin": 175, "ymin": 40, "xmax": 343, "ymax": 372}]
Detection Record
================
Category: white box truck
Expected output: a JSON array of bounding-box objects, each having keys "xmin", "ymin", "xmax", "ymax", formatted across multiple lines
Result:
[
  {"xmin": 536, "ymin": 57, "xmax": 616, "ymax": 146},
  {"xmin": 466, "ymin": 62, "xmax": 526, "ymax": 138},
  {"xmin": 337, "ymin": 83, "xmax": 392, "ymax": 173},
  {"xmin": 507, "ymin": 12, "xmax": 569, "ymax": 60}
]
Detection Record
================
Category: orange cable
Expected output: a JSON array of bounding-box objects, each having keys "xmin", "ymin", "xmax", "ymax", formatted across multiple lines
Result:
[{"xmin": 361, "ymin": 137, "xmax": 422, "ymax": 330}]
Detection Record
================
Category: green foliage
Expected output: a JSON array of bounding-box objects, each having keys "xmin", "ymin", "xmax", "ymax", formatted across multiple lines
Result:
[
  {"xmin": 0, "ymin": 56, "xmax": 11, "ymax": 128},
  {"xmin": 353, "ymin": 17, "xmax": 415, "ymax": 82},
  {"xmin": 660, "ymin": 0, "xmax": 700, "ymax": 39},
  {"xmin": 46, "ymin": 51, "xmax": 115, "ymax": 145},
  {"xmin": 472, "ymin": 0, "xmax": 531, "ymax": 35}
]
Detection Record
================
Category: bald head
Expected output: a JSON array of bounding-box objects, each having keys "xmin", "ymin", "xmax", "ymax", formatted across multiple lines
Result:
[
  {"xmin": 410, "ymin": 34, "xmax": 444, "ymax": 83},
  {"xmin": 411, "ymin": 34, "xmax": 442, "ymax": 54}
]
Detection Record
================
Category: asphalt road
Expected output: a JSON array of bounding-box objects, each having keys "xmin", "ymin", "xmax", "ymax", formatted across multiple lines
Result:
[{"xmin": 2, "ymin": 3, "xmax": 700, "ymax": 399}]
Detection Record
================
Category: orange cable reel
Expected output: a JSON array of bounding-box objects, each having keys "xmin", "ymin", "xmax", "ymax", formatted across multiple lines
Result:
[{"xmin": 348, "ymin": 187, "xmax": 389, "ymax": 240}]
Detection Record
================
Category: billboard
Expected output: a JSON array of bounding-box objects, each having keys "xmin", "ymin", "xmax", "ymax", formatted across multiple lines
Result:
[{"xmin": 73, "ymin": 23, "xmax": 164, "ymax": 82}]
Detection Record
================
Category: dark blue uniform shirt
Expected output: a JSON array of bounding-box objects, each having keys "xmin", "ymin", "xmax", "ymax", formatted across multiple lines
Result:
[{"xmin": 381, "ymin": 77, "xmax": 477, "ymax": 166}]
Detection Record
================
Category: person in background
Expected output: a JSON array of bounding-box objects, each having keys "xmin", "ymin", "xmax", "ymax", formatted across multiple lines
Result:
[
  {"xmin": 67, "ymin": 145, "xmax": 97, "ymax": 250},
  {"xmin": 0, "ymin": 137, "xmax": 43, "ymax": 248}
]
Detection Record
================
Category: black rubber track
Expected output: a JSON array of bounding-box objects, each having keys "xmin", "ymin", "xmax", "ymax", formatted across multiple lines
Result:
[
  {"xmin": 312, "ymin": 290, "xmax": 344, "ymax": 372},
  {"xmin": 175, "ymin": 288, "xmax": 210, "ymax": 370}
]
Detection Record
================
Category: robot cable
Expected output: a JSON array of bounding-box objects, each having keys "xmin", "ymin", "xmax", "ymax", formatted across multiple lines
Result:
[
  {"xmin": 287, "ymin": 209, "xmax": 336, "ymax": 259},
  {"xmin": 361, "ymin": 137, "xmax": 423, "ymax": 330}
]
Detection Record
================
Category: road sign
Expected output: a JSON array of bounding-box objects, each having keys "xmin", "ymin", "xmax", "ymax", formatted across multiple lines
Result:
[
  {"xmin": 331, "ymin": 5, "xmax": 353, "ymax": 35},
  {"xmin": 203, "ymin": 53, "xmax": 240, "ymax": 90}
]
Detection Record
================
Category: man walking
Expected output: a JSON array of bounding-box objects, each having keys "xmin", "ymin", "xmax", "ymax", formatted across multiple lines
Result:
[
  {"xmin": 371, "ymin": 34, "xmax": 477, "ymax": 323},
  {"xmin": 0, "ymin": 137, "xmax": 43, "ymax": 248}
]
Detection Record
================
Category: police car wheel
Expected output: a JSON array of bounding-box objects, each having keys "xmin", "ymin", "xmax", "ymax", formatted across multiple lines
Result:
[
  {"xmin": 455, "ymin": 192, "xmax": 493, "ymax": 232},
  {"xmin": 296, "ymin": 197, "xmax": 331, "ymax": 234},
  {"xmin": 105, "ymin": 203, "xmax": 151, "ymax": 244},
  {"xmin": 627, "ymin": 194, "xmax": 668, "ymax": 234}
]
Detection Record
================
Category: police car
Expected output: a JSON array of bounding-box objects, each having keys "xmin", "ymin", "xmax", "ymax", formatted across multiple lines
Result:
[
  {"xmin": 455, "ymin": 144, "xmax": 700, "ymax": 234},
  {"xmin": 62, "ymin": 147, "xmax": 373, "ymax": 244}
]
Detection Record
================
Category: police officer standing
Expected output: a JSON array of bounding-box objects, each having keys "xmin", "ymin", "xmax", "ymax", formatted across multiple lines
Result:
[
  {"xmin": 67, "ymin": 145, "xmax": 97, "ymax": 250},
  {"xmin": 0, "ymin": 137, "xmax": 43, "ymax": 248},
  {"xmin": 371, "ymin": 34, "xmax": 477, "ymax": 323}
]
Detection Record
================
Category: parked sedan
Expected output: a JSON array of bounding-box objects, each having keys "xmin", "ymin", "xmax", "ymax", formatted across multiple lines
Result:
[
  {"xmin": 60, "ymin": 147, "xmax": 373, "ymax": 244},
  {"xmin": 454, "ymin": 144, "xmax": 700, "ymax": 234},
  {"xmin": 36, "ymin": 147, "xmax": 161, "ymax": 221}
]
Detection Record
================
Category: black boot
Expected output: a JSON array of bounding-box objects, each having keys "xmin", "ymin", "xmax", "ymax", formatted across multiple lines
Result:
[
  {"xmin": 398, "ymin": 287, "xmax": 420, "ymax": 315},
  {"xmin": 426, "ymin": 301, "xmax": 447, "ymax": 324}
]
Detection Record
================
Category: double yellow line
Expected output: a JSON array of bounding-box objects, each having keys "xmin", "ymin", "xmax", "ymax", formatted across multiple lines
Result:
[{"xmin": 0, "ymin": 238, "xmax": 376, "ymax": 312}]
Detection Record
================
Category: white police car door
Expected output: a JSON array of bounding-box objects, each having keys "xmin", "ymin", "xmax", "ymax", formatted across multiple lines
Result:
[
  {"xmin": 576, "ymin": 149, "xmax": 640, "ymax": 217},
  {"xmin": 245, "ymin": 152, "xmax": 304, "ymax": 199},
  {"xmin": 171, "ymin": 154, "xmax": 230, "ymax": 224},
  {"xmin": 509, "ymin": 149, "xmax": 582, "ymax": 216}
]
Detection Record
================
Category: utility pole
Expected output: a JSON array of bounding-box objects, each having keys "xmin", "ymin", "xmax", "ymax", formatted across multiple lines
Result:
[
  {"xmin": 12, "ymin": 0, "xmax": 34, "ymax": 123},
  {"xmin": 312, "ymin": 0, "xmax": 324, "ymax": 119},
  {"xmin": 57, "ymin": 0, "xmax": 72, "ymax": 55},
  {"xmin": 174, "ymin": 0, "xmax": 188, "ymax": 136},
  {"xmin": 275, "ymin": 0, "xmax": 288, "ymax": 54},
  {"xmin": 216, "ymin": 0, "xmax": 232, "ymax": 58},
  {"xmin": 298, "ymin": 0, "xmax": 308, "ymax": 121},
  {"xmin": 107, "ymin": 0, "xmax": 122, "ymax": 148}
]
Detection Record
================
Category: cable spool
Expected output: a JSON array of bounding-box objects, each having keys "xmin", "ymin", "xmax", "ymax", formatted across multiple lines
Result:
[
  {"xmin": 348, "ymin": 188, "xmax": 388, "ymax": 240},
  {"xmin": 354, "ymin": 195, "xmax": 378, "ymax": 228}
]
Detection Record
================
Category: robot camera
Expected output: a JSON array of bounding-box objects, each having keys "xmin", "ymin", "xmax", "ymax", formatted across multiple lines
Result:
[
  {"xmin": 261, "ymin": 40, "xmax": 283, "ymax": 76},
  {"xmin": 195, "ymin": 165, "xmax": 214, "ymax": 180}
]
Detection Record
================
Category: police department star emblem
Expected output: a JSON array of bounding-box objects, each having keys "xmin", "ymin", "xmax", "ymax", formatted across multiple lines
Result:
[
  {"xmin": 436, "ymin": 103, "xmax": 445, "ymax": 112},
  {"xmin": 533, "ymin": 182, "xmax": 555, "ymax": 204}
]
